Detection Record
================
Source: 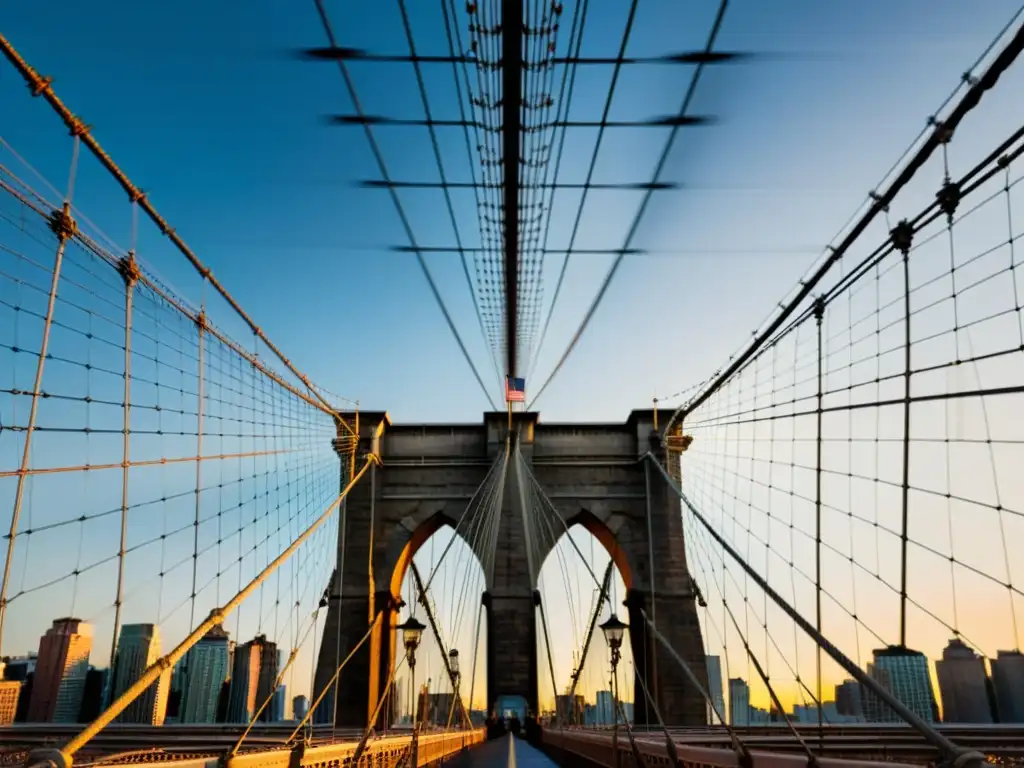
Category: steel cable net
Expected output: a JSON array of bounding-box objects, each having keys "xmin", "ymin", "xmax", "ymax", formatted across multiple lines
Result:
[
  {"xmin": 660, "ymin": 17, "xmax": 1024, "ymax": 752},
  {"xmin": 314, "ymin": 1, "xmax": 736, "ymax": 403},
  {"xmin": 0, "ymin": 89, "xmax": 352, "ymax": 760}
]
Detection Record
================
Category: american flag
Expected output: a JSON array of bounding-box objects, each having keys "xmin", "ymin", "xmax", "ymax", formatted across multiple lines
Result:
[{"xmin": 505, "ymin": 376, "xmax": 526, "ymax": 403}]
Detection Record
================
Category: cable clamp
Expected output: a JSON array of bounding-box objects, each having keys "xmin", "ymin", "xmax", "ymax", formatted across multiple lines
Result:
[{"xmin": 890, "ymin": 219, "xmax": 914, "ymax": 255}]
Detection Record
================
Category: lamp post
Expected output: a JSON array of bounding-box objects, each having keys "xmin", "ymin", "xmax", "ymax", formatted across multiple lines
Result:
[
  {"xmin": 448, "ymin": 648, "xmax": 461, "ymax": 727},
  {"xmin": 449, "ymin": 647, "xmax": 460, "ymax": 683},
  {"xmin": 399, "ymin": 615, "xmax": 425, "ymax": 764},
  {"xmin": 600, "ymin": 613, "xmax": 628, "ymax": 767}
]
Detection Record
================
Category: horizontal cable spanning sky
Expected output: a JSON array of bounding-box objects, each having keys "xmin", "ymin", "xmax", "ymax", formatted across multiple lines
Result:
[{"xmin": 1, "ymin": 0, "xmax": 1024, "ymax": 728}]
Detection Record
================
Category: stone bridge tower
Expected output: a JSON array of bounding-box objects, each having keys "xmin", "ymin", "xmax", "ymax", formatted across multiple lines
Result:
[{"xmin": 312, "ymin": 409, "xmax": 707, "ymax": 728}]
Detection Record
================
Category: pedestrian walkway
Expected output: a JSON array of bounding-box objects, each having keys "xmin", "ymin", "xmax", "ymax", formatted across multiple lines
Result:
[{"xmin": 444, "ymin": 733, "xmax": 561, "ymax": 767}]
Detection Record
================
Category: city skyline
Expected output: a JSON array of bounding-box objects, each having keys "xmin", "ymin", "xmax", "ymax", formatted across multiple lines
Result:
[{"xmin": 8, "ymin": 610, "xmax": 1024, "ymax": 729}]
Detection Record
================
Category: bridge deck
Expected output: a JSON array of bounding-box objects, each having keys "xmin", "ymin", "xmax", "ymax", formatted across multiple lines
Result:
[{"xmin": 448, "ymin": 735, "xmax": 559, "ymax": 768}]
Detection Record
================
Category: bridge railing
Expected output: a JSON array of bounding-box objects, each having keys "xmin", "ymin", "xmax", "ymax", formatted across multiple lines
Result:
[
  {"xmin": 543, "ymin": 729, "xmax": 935, "ymax": 768},
  {"xmin": 155, "ymin": 728, "xmax": 485, "ymax": 768}
]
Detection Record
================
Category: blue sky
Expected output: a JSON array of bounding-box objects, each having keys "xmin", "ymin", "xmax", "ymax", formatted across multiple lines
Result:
[
  {"xmin": 2, "ymin": 0, "xmax": 1024, "ymax": 722},
  {"xmin": 3, "ymin": 0, "xmax": 1020, "ymax": 422}
]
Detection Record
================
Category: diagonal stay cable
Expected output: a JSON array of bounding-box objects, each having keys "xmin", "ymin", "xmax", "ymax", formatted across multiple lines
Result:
[
  {"xmin": 0, "ymin": 35, "xmax": 349, "ymax": 425},
  {"xmin": 528, "ymin": 0, "xmax": 732, "ymax": 409},
  {"xmin": 400, "ymin": 0, "xmax": 502, "ymax": 392},
  {"xmin": 525, "ymin": 0, "xmax": 590, "ymax": 382},
  {"xmin": 313, "ymin": 0, "xmax": 498, "ymax": 410},
  {"xmin": 421, "ymin": 446, "xmax": 505, "ymax": 596},
  {"xmin": 441, "ymin": 0, "xmax": 504, "ymax": 381},
  {"xmin": 665, "ymin": 13, "xmax": 1024, "ymax": 428},
  {"xmin": 527, "ymin": 0, "xmax": 634, "ymax": 381},
  {"xmin": 517, "ymin": 450, "xmax": 609, "ymax": 599},
  {"xmin": 647, "ymin": 453, "xmax": 985, "ymax": 766}
]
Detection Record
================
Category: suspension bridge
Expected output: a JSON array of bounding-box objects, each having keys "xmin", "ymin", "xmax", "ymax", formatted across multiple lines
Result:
[{"xmin": 2, "ymin": 1, "xmax": 1024, "ymax": 767}]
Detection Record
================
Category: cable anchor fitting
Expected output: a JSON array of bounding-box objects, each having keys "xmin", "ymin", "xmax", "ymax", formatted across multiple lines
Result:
[
  {"xmin": 868, "ymin": 190, "xmax": 889, "ymax": 214},
  {"xmin": 66, "ymin": 117, "xmax": 91, "ymax": 138},
  {"xmin": 29, "ymin": 74, "xmax": 54, "ymax": 98},
  {"xmin": 48, "ymin": 203, "xmax": 77, "ymax": 242},
  {"xmin": 118, "ymin": 251, "xmax": 141, "ymax": 287},
  {"xmin": 937, "ymin": 179, "xmax": 961, "ymax": 223},
  {"xmin": 890, "ymin": 219, "xmax": 914, "ymax": 255},
  {"xmin": 932, "ymin": 119, "xmax": 955, "ymax": 145}
]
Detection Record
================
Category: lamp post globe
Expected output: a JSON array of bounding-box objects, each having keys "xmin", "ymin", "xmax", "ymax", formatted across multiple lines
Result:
[
  {"xmin": 399, "ymin": 615, "xmax": 426, "ymax": 667},
  {"xmin": 599, "ymin": 613, "xmax": 628, "ymax": 668}
]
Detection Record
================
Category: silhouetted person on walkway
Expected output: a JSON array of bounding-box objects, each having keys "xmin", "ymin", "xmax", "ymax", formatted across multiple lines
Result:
[
  {"xmin": 524, "ymin": 711, "xmax": 540, "ymax": 745},
  {"xmin": 509, "ymin": 713, "xmax": 522, "ymax": 737},
  {"xmin": 490, "ymin": 712, "xmax": 506, "ymax": 740}
]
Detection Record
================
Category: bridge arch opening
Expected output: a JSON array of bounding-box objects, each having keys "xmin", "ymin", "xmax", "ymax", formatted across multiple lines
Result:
[
  {"xmin": 389, "ymin": 512, "xmax": 489, "ymax": 730},
  {"xmin": 534, "ymin": 517, "xmax": 635, "ymax": 727}
]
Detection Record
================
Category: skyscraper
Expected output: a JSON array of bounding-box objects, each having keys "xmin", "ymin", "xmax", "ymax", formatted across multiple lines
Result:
[
  {"xmin": 110, "ymin": 624, "xmax": 170, "ymax": 725},
  {"xmin": 936, "ymin": 638, "xmax": 993, "ymax": 723},
  {"xmin": 728, "ymin": 678, "xmax": 750, "ymax": 726},
  {"xmin": 705, "ymin": 656, "xmax": 725, "ymax": 724},
  {"xmin": 554, "ymin": 694, "xmax": 585, "ymax": 725},
  {"xmin": 293, "ymin": 694, "xmax": 309, "ymax": 722},
  {"xmin": 28, "ymin": 618, "xmax": 93, "ymax": 723},
  {"xmin": 835, "ymin": 680, "xmax": 863, "ymax": 719},
  {"xmin": 991, "ymin": 649, "xmax": 1024, "ymax": 723},
  {"xmin": 271, "ymin": 685, "xmax": 286, "ymax": 722},
  {"xmin": 0, "ymin": 664, "xmax": 20, "ymax": 726},
  {"xmin": 227, "ymin": 635, "xmax": 277, "ymax": 723},
  {"xmin": 595, "ymin": 690, "xmax": 614, "ymax": 725},
  {"xmin": 178, "ymin": 624, "xmax": 231, "ymax": 724},
  {"xmin": 863, "ymin": 646, "xmax": 937, "ymax": 723},
  {"xmin": 77, "ymin": 668, "xmax": 109, "ymax": 723}
]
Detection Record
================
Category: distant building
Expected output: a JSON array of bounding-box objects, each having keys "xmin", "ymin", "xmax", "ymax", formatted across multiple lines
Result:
[
  {"xmin": 793, "ymin": 704, "xmax": 820, "ymax": 724},
  {"xmin": 28, "ymin": 618, "xmax": 93, "ymax": 722},
  {"xmin": 705, "ymin": 656, "xmax": 725, "ymax": 724},
  {"xmin": 595, "ymin": 690, "xmax": 614, "ymax": 725},
  {"xmin": 3, "ymin": 654, "xmax": 36, "ymax": 681},
  {"xmin": 110, "ymin": 624, "xmax": 170, "ymax": 725},
  {"xmin": 2, "ymin": 655, "xmax": 36, "ymax": 724},
  {"xmin": 292, "ymin": 694, "xmax": 309, "ymax": 722},
  {"xmin": 215, "ymin": 680, "xmax": 231, "ymax": 724},
  {"xmin": 863, "ymin": 646, "xmax": 937, "ymax": 723},
  {"xmin": 393, "ymin": 679, "xmax": 403, "ymax": 724},
  {"xmin": 178, "ymin": 624, "xmax": 231, "ymax": 724},
  {"xmin": 271, "ymin": 685, "xmax": 286, "ymax": 722},
  {"xmin": 312, "ymin": 689, "xmax": 334, "ymax": 725},
  {"xmin": 77, "ymin": 668, "xmax": 109, "ymax": 723},
  {"xmin": 555, "ymin": 694, "xmax": 585, "ymax": 725},
  {"xmin": 582, "ymin": 702, "xmax": 597, "ymax": 725},
  {"xmin": 728, "ymin": 678, "xmax": 750, "ymax": 726},
  {"xmin": 0, "ymin": 664, "xmax": 20, "ymax": 726},
  {"xmin": 835, "ymin": 680, "xmax": 863, "ymax": 718},
  {"xmin": 227, "ymin": 635, "xmax": 277, "ymax": 723},
  {"xmin": 936, "ymin": 638, "xmax": 993, "ymax": 723},
  {"xmin": 749, "ymin": 706, "xmax": 770, "ymax": 724},
  {"xmin": 418, "ymin": 692, "xmax": 464, "ymax": 725},
  {"xmin": 991, "ymin": 650, "xmax": 1024, "ymax": 723}
]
